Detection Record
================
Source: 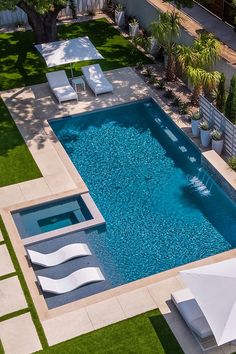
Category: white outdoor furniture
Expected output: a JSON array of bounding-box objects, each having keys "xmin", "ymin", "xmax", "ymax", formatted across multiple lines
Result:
[
  {"xmin": 81, "ymin": 64, "xmax": 113, "ymax": 96},
  {"xmin": 27, "ymin": 243, "xmax": 91, "ymax": 267},
  {"xmin": 46, "ymin": 70, "xmax": 78, "ymax": 104},
  {"xmin": 72, "ymin": 77, "xmax": 86, "ymax": 92},
  {"xmin": 171, "ymin": 288, "xmax": 216, "ymax": 352},
  {"xmin": 38, "ymin": 267, "xmax": 105, "ymax": 294}
]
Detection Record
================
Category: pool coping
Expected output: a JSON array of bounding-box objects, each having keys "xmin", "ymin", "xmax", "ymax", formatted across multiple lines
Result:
[{"xmin": 0, "ymin": 67, "xmax": 236, "ymax": 347}]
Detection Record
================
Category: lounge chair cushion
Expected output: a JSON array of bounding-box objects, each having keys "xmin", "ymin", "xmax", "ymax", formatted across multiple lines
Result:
[
  {"xmin": 46, "ymin": 70, "xmax": 78, "ymax": 104},
  {"xmin": 82, "ymin": 64, "xmax": 113, "ymax": 95},
  {"xmin": 53, "ymin": 85, "xmax": 78, "ymax": 103},
  {"xmin": 171, "ymin": 288, "xmax": 212, "ymax": 339}
]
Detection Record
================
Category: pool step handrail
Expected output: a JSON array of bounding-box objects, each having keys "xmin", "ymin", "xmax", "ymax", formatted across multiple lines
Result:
[{"xmin": 27, "ymin": 243, "xmax": 91, "ymax": 267}]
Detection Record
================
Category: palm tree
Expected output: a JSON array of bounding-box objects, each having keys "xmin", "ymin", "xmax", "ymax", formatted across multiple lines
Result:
[
  {"xmin": 177, "ymin": 33, "xmax": 221, "ymax": 105},
  {"xmin": 150, "ymin": 11, "xmax": 181, "ymax": 81}
]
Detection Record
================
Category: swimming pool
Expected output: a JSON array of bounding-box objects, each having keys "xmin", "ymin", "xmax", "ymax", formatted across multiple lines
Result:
[{"xmin": 49, "ymin": 99, "xmax": 236, "ymax": 292}]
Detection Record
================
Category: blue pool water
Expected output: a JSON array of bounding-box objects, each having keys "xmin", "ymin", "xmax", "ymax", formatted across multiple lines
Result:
[{"xmin": 49, "ymin": 99, "xmax": 236, "ymax": 288}]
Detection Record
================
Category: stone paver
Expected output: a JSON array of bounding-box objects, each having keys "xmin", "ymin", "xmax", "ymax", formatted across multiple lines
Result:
[
  {"xmin": 148, "ymin": 276, "xmax": 182, "ymax": 307},
  {"xmin": 0, "ymin": 184, "xmax": 25, "ymax": 208},
  {"xmin": 18, "ymin": 178, "xmax": 51, "ymax": 201},
  {"xmin": 0, "ymin": 313, "xmax": 42, "ymax": 354},
  {"xmin": 86, "ymin": 298, "xmax": 126, "ymax": 329},
  {"xmin": 0, "ymin": 229, "xmax": 3, "ymax": 242},
  {"xmin": 42, "ymin": 308, "xmax": 93, "ymax": 346},
  {"xmin": 117, "ymin": 288, "xmax": 156, "ymax": 318},
  {"xmin": 0, "ymin": 276, "xmax": 27, "ymax": 317},
  {"xmin": 0, "ymin": 244, "xmax": 15, "ymax": 276}
]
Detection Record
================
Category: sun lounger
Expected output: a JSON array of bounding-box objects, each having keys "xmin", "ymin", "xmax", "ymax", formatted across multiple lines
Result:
[
  {"xmin": 38, "ymin": 267, "xmax": 105, "ymax": 294},
  {"xmin": 27, "ymin": 243, "xmax": 91, "ymax": 267},
  {"xmin": 81, "ymin": 64, "xmax": 113, "ymax": 96},
  {"xmin": 171, "ymin": 288, "xmax": 217, "ymax": 351},
  {"xmin": 46, "ymin": 70, "xmax": 78, "ymax": 104}
]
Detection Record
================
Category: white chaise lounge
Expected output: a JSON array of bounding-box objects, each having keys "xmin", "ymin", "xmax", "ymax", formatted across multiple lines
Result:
[
  {"xmin": 38, "ymin": 267, "xmax": 105, "ymax": 294},
  {"xmin": 46, "ymin": 70, "xmax": 78, "ymax": 104},
  {"xmin": 81, "ymin": 64, "xmax": 113, "ymax": 96},
  {"xmin": 27, "ymin": 243, "xmax": 91, "ymax": 267},
  {"xmin": 171, "ymin": 288, "xmax": 216, "ymax": 351}
]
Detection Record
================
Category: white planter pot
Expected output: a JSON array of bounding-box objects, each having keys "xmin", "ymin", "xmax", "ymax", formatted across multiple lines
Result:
[
  {"xmin": 129, "ymin": 23, "xmax": 139, "ymax": 38},
  {"xmin": 148, "ymin": 37, "xmax": 158, "ymax": 55},
  {"xmin": 200, "ymin": 129, "xmax": 211, "ymax": 147},
  {"xmin": 191, "ymin": 119, "xmax": 200, "ymax": 137},
  {"xmin": 212, "ymin": 139, "xmax": 224, "ymax": 155},
  {"xmin": 115, "ymin": 10, "xmax": 125, "ymax": 27}
]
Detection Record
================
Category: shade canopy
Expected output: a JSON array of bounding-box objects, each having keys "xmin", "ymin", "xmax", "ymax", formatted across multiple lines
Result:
[
  {"xmin": 180, "ymin": 258, "xmax": 236, "ymax": 346},
  {"xmin": 35, "ymin": 36, "xmax": 103, "ymax": 68}
]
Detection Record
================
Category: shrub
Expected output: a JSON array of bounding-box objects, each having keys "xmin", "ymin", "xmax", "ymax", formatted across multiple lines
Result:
[
  {"xmin": 228, "ymin": 156, "xmax": 236, "ymax": 171},
  {"xmin": 156, "ymin": 79, "xmax": 166, "ymax": 90},
  {"xmin": 200, "ymin": 120, "xmax": 210, "ymax": 130},
  {"xmin": 164, "ymin": 89, "xmax": 175, "ymax": 99},
  {"xmin": 211, "ymin": 129, "xmax": 223, "ymax": 140},
  {"xmin": 215, "ymin": 73, "xmax": 226, "ymax": 113},
  {"xmin": 179, "ymin": 102, "xmax": 189, "ymax": 115},
  {"xmin": 172, "ymin": 97, "xmax": 182, "ymax": 107},
  {"xmin": 225, "ymin": 74, "xmax": 236, "ymax": 124}
]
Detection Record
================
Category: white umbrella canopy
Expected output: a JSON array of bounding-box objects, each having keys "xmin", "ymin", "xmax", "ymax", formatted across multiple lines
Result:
[
  {"xmin": 180, "ymin": 258, "xmax": 236, "ymax": 346},
  {"xmin": 35, "ymin": 36, "xmax": 103, "ymax": 76}
]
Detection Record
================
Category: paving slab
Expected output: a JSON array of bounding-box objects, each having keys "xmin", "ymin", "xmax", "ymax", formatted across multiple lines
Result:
[
  {"xmin": 42, "ymin": 307, "xmax": 93, "ymax": 346},
  {"xmin": 0, "ymin": 276, "xmax": 27, "ymax": 317},
  {"xmin": 117, "ymin": 287, "xmax": 156, "ymax": 318},
  {"xmin": 0, "ymin": 313, "xmax": 42, "ymax": 354},
  {"xmin": 148, "ymin": 276, "xmax": 183, "ymax": 307},
  {"xmin": 0, "ymin": 184, "xmax": 25, "ymax": 208},
  {"xmin": 86, "ymin": 298, "xmax": 126, "ymax": 329},
  {"xmin": 0, "ymin": 244, "xmax": 15, "ymax": 276},
  {"xmin": 18, "ymin": 178, "xmax": 51, "ymax": 201}
]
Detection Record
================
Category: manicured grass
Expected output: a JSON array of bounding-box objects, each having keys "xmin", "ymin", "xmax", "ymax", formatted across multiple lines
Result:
[
  {"xmin": 0, "ymin": 18, "xmax": 151, "ymax": 91},
  {"xmin": 35, "ymin": 310, "xmax": 183, "ymax": 354},
  {"xmin": 0, "ymin": 217, "xmax": 48, "ymax": 349},
  {"xmin": 0, "ymin": 99, "xmax": 42, "ymax": 187}
]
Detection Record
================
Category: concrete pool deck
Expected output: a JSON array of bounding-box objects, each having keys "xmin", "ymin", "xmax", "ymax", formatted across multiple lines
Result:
[{"xmin": 0, "ymin": 67, "xmax": 236, "ymax": 353}]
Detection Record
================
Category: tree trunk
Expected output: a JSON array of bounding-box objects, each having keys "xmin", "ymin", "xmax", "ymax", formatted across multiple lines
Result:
[
  {"xmin": 191, "ymin": 84, "xmax": 202, "ymax": 106},
  {"xmin": 18, "ymin": 1, "xmax": 65, "ymax": 43},
  {"xmin": 165, "ymin": 51, "xmax": 176, "ymax": 82}
]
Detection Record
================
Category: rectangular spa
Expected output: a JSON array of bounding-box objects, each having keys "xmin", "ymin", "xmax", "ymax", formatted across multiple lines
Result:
[{"xmin": 12, "ymin": 195, "xmax": 93, "ymax": 239}]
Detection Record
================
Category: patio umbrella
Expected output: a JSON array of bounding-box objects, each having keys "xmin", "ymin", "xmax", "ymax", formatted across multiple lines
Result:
[
  {"xmin": 180, "ymin": 257, "xmax": 236, "ymax": 346},
  {"xmin": 35, "ymin": 36, "xmax": 103, "ymax": 77}
]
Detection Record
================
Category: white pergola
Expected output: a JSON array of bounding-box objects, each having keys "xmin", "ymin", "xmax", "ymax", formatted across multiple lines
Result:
[
  {"xmin": 181, "ymin": 257, "xmax": 236, "ymax": 346},
  {"xmin": 35, "ymin": 36, "xmax": 103, "ymax": 77}
]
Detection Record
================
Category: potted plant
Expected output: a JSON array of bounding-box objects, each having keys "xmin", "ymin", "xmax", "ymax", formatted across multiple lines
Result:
[
  {"xmin": 115, "ymin": 4, "xmax": 125, "ymax": 27},
  {"xmin": 148, "ymin": 37, "xmax": 158, "ymax": 55},
  {"xmin": 211, "ymin": 129, "xmax": 224, "ymax": 155},
  {"xmin": 200, "ymin": 120, "xmax": 211, "ymax": 147},
  {"xmin": 190, "ymin": 111, "xmax": 201, "ymax": 137},
  {"xmin": 129, "ymin": 18, "xmax": 139, "ymax": 38}
]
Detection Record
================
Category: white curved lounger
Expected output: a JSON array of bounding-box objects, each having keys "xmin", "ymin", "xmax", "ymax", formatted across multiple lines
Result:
[
  {"xmin": 28, "ymin": 243, "xmax": 91, "ymax": 267},
  {"xmin": 46, "ymin": 70, "xmax": 78, "ymax": 104},
  {"xmin": 81, "ymin": 64, "xmax": 113, "ymax": 96},
  {"xmin": 38, "ymin": 267, "xmax": 105, "ymax": 294}
]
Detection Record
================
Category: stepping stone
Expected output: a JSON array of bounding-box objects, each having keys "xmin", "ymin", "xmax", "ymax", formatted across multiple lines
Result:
[
  {"xmin": 0, "ymin": 276, "xmax": 27, "ymax": 317},
  {"xmin": 0, "ymin": 229, "xmax": 3, "ymax": 242},
  {"xmin": 0, "ymin": 313, "xmax": 42, "ymax": 354},
  {"xmin": 0, "ymin": 245, "xmax": 15, "ymax": 276}
]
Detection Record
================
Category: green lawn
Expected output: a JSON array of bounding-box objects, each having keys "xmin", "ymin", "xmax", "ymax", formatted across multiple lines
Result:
[
  {"xmin": 35, "ymin": 310, "xmax": 183, "ymax": 354},
  {"xmin": 0, "ymin": 99, "xmax": 41, "ymax": 187},
  {"xmin": 0, "ymin": 18, "xmax": 151, "ymax": 91}
]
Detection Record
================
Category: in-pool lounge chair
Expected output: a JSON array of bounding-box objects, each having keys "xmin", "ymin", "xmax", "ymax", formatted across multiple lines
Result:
[
  {"xmin": 38, "ymin": 267, "xmax": 105, "ymax": 294},
  {"xmin": 27, "ymin": 243, "xmax": 91, "ymax": 267},
  {"xmin": 81, "ymin": 64, "xmax": 113, "ymax": 96},
  {"xmin": 46, "ymin": 70, "xmax": 78, "ymax": 104},
  {"xmin": 171, "ymin": 288, "xmax": 217, "ymax": 351}
]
